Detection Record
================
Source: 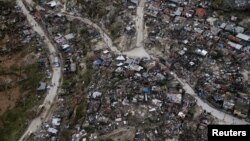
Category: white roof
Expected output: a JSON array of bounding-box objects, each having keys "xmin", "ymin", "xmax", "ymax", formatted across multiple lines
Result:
[
  {"xmin": 135, "ymin": 73, "xmax": 141, "ymax": 77},
  {"xmin": 62, "ymin": 44, "xmax": 70, "ymax": 49},
  {"xmin": 103, "ymin": 50, "xmax": 109, "ymax": 54},
  {"xmin": 47, "ymin": 1, "xmax": 57, "ymax": 7},
  {"xmin": 236, "ymin": 33, "xmax": 250, "ymax": 41},
  {"xmin": 117, "ymin": 63, "xmax": 124, "ymax": 66},
  {"xmin": 178, "ymin": 112, "xmax": 185, "ymax": 118},
  {"xmin": 115, "ymin": 118, "xmax": 122, "ymax": 122},
  {"xmin": 128, "ymin": 5, "xmax": 136, "ymax": 9},
  {"xmin": 196, "ymin": 49, "xmax": 208, "ymax": 56},
  {"xmin": 201, "ymin": 50, "xmax": 208, "ymax": 56},
  {"xmin": 52, "ymin": 118, "xmax": 61, "ymax": 126},
  {"xmin": 64, "ymin": 33, "xmax": 75, "ymax": 40},
  {"xmin": 206, "ymin": 17, "xmax": 217, "ymax": 26},
  {"xmin": 152, "ymin": 99, "xmax": 162, "ymax": 107},
  {"xmin": 149, "ymin": 108, "xmax": 156, "ymax": 112},
  {"xmin": 92, "ymin": 91, "xmax": 102, "ymax": 98},
  {"xmin": 56, "ymin": 13, "xmax": 62, "ymax": 17},
  {"xmin": 126, "ymin": 26, "xmax": 132, "ymax": 31},
  {"xmin": 116, "ymin": 55, "xmax": 126, "ymax": 61},
  {"xmin": 189, "ymin": 62, "xmax": 195, "ymax": 66},
  {"xmin": 128, "ymin": 64, "xmax": 143, "ymax": 71},
  {"xmin": 183, "ymin": 40, "xmax": 188, "ymax": 44},
  {"xmin": 48, "ymin": 128, "xmax": 58, "ymax": 134},
  {"xmin": 228, "ymin": 41, "xmax": 242, "ymax": 50},
  {"xmin": 130, "ymin": 0, "xmax": 139, "ymax": 5}
]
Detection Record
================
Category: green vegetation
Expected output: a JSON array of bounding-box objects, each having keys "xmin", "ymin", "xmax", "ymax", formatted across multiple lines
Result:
[
  {"xmin": 218, "ymin": 9, "xmax": 250, "ymax": 18},
  {"xmin": 100, "ymin": 138, "xmax": 114, "ymax": 141},
  {"xmin": 82, "ymin": 67, "xmax": 93, "ymax": 87},
  {"xmin": 61, "ymin": 55, "xmax": 93, "ymax": 127},
  {"xmin": 19, "ymin": 63, "xmax": 44, "ymax": 91},
  {"xmin": 76, "ymin": 0, "xmax": 124, "ymax": 40},
  {"xmin": 60, "ymin": 129, "xmax": 72, "ymax": 141},
  {"xmin": 75, "ymin": 100, "xmax": 87, "ymax": 121},
  {"xmin": 81, "ymin": 58, "xmax": 93, "ymax": 87},
  {"xmin": 0, "ymin": 94, "xmax": 37, "ymax": 141},
  {"xmin": 0, "ymin": 63, "xmax": 44, "ymax": 141},
  {"xmin": 110, "ymin": 21, "xmax": 123, "ymax": 39},
  {"xmin": 211, "ymin": 0, "xmax": 223, "ymax": 9},
  {"xmin": 77, "ymin": 0, "xmax": 109, "ymax": 19},
  {"xmin": 79, "ymin": 28, "xmax": 92, "ymax": 56},
  {"xmin": 73, "ymin": 59, "xmax": 92, "ymax": 122},
  {"xmin": 84, "ymin": 125, "xmax": 96, "ymax": 133},
  {"xmin": 0, "ymin": 66, "xmax": 21, "ymax": 77},
  {"xmin": 61, "ymin": 79, "xmax": 72, "ymax": 90},
  {"xmin": 0, "ymin": 1, "xmax": 46, "ymax": 140}
]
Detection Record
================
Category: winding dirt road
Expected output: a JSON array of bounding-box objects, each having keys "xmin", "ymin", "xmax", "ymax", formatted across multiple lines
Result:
[
  {"xmin": 17, "ymin": 0, "xmax": 62, "ymax": 140},
  {"xmin": 64, "ymin": 13, "xmax": 120, "ymax": 54},
  {"xmin": 171, "ymin": 72, "xmax": 249, "ymax": 125}
]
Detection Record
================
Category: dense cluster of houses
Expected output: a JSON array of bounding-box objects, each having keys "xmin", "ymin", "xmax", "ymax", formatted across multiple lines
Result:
[
  {"xmin": 18, "ymin": 0, "xmax": 250, "ymax": 140},
  {"xmin": 130, "ymin": 0, "xmax": 250, "ymax": 120},
  {"xmin": 67, "ymin": 50, "xmax": 212, "ymax": 141}
]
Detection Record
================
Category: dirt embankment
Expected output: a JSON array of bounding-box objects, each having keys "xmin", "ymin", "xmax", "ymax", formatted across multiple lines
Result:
[
  {"xmin": 0, "ymin": 50, "xmax": 37, "ymax": 115},
  {"xmin": 0, "ymin": 1, "xmax": 39, "ymax": 115}
]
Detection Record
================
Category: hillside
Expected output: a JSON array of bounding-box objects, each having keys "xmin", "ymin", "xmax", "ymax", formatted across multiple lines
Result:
[{"xmin": 0, "ymin": 1, "xmax": 48, "ymax": 141}]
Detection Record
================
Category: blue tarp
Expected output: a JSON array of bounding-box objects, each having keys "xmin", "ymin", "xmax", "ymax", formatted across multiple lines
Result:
[
  {"xmin": 143, "ymin": 87, "xmax": 150, "ymax": 94},
  {"xmin": 94, "ymin": 58, "xmax": 104, "ymax": 65}
]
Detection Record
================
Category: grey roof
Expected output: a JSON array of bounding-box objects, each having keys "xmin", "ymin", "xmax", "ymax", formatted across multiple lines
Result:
[
  {"xmin": 37, "ymin": 82, "xmax": 47, "ymax": 91},
  {"xmin": 64, "ymin": 33, "xmax": 75, "ymax": 40},
  {"xmin": 70, "ymin": 63, "xmax": 77, "ymax": 72},
  {"xmin": 211, "ymin": 26, "xmax": 221, "ymax": 36},
  {"xmin": 235, "ymin": 26, "xmax": 244, "ymax": 33}
]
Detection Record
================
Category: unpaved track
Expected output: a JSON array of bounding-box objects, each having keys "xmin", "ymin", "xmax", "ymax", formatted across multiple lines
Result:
[
  {"xmin": 18, "ymin": 0, "xmax": 62, "ymax": 140},
  {"xmin": 124, "ymin": 0, "xmax": 150, "ymax": 58}
]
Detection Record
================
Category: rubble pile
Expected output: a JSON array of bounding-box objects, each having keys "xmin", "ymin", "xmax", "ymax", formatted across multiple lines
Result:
[
  {"xmin": 31, "ymin": 49, "xmax": 215, "ymax": 141},
  {"xmin": 65, "ymin": 51, "xmax": 211, "ymax": 141}
]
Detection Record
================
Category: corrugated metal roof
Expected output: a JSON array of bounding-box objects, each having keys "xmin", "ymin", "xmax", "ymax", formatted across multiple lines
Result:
[{"xmin": 236, "ymin": 33, "xmax": 250, "ymax": 41}]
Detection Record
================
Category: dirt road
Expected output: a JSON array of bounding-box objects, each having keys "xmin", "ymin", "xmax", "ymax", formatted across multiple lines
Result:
[
  {"xmin": 124, "ymin": 0, "xmax": 150, "ymax": 58},
  {"xmin": 17, "ymin": 0, "xmax": 62, "ymax": 140},
  {"xmin": 63, "ymin": 2, "xmax": 149, "ymax": 58},
  {"xmin": 171, "ymin": 72, "xmax": 249, "ymax": 125},
  {"xmin": 64, "ymin": 14, "xmax": 120, "ymax": 54}
]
